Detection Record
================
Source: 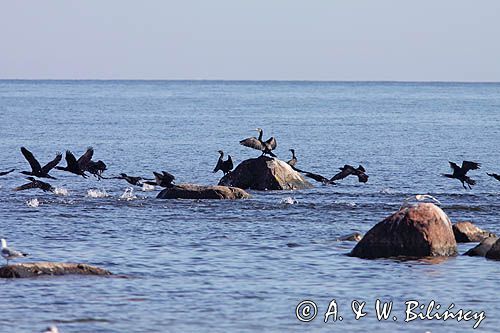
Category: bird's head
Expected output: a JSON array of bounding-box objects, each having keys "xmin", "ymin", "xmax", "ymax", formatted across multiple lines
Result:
[
  {"xmin": 255, "ymin": 128, "xmax": 262, "ymax": 132},
  {"xmin": 218, "ymin": 150, "xmax": 224, "ymax": 155},
  {"xmin": 289, "ymin": 149, "xmax": 295, "ymax": 153}
]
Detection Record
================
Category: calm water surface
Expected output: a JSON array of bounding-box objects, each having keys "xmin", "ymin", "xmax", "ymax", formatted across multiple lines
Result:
[{"xmin": 0, "ymin": 81, "xmax": 499, "ymax": 332}]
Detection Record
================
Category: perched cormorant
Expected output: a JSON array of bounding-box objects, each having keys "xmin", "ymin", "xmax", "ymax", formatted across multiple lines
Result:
[
  {"xmin": 20, "ymin": 147, "xmax": 61, "ymax": 179},
  {"xmin": 14, "ymin": 177, "xmax": 55, "ymax": 193},
  {"xmin": 56, "ymin": 147, "xmax": 94, "ymax": 178},
  {"xmin": 331, "ymin": 165, "xmax": 369, "ymax": 183},
  {"xmin": 144, "ymin": 171, "xmax": 175, "ymax": 188},
  {"xmin": 86, "ymin": 160, "xmax": 107, "ymax": 180},
  {"xmin": 287, "ymin": 149, "xmax": 297, "ymax": 167},
  {"xmin": 1, "ymin": 238, "xmax": 28, "ymax": 265},
  {"xmin": 487, "ymin": 173, "xmax": 500, "ymax": 182},
  {"xmin": 0, "ymin": 169, "xmax": 15, "ymax": 176},
  {"xmin": 114, "ymin": 173, "xmax": 153, "ymax": 186},
  {"xmin": 213, "ymin": 150, "xmax": 233, "ymax": 175},
  {"xmin": 239, "ymin": 128, "xmax": 277, "ymax": 157},
  {"xmin": 443, "ymin": 161, "xmax": 480, "ymax": 189}
]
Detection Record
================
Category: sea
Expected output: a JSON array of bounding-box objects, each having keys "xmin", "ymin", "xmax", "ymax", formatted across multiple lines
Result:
[{"xmin": 0, "ymin": 80, "xmax": 499, "ymax": 333}]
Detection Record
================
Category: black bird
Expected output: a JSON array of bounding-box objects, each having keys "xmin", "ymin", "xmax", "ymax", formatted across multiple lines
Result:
[
  {"xmin": 287, "ymin": 149, "xmax": 297, "ymax": 167},
  {"xmin": 240, "ymin": 128, "xmax": 277, "ymax": 157},
  {"xmin": 0, "ymin": 169, "xmax": 15, "ymax": 176},
  {"xmin": 114, "ymin": 173, "xmax": 153, "ymax": 186},
  {"xmin": 487, "ymin": 173, "xmax": 500, "ymax": 182},
  {"xmin": 303, "ymin": 171, "xmax": 336, "ymax": 185},
  {"xmin": 14, "ymin": 177, "xmax": 55, "ymax": 193},
  {"xmin": 331, "ymin": 165, "xmax": 369, "ymax": 183},
  {"xmin": 56, "ymin": 147, "xmax": 94, "ymax": 178},
  {"xmin": 443, "ymin": 161, "xmax": 480, "ymax": 189},
  {"xmin": 213, "ymin": 150, "xmax": 234, "ymax": 175},
  {"xmin": 144, "ymin": 171, "xmax": 175, "ymax": 188},
  {"xmin": 20, "ymin": 147, "xmax": 61, "ymax": 179},
  {"xmin": 86, "ymin": 160, "xmax": 107, "ymax": 180}
]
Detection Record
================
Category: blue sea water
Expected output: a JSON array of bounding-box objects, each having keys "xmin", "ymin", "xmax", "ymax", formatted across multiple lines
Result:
[{"xmin": 0, "ymin": 80, "xmax": 499, "ymax": 333}]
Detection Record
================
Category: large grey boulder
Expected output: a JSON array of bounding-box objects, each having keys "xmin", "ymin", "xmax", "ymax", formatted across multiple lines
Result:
[
  {"xmin": 218, "ymin": 156, "xmax": 313, "ymax": 190},
  {"xmin": 157, "ymin": 184, "xmax": 250, "ymax": 200},
  {"xmin": 0, "ymin": 262, "xmax": 112, "ymax": 278},
  {"xmin": 452, "ymin": 221, "xmax": 496, "ymax": 243},
  {"xmin": 350, "ymin": 203, "xmax": 457, "ymax": 259},
  {"xmin": 485, "ymin": 238, "xmax": 500, "ymax": 260}
]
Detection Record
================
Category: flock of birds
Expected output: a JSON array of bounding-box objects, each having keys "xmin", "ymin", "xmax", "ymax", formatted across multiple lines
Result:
[{"xmin": 0, "ymin": 128, "xmax": 499, "ymax": 195}]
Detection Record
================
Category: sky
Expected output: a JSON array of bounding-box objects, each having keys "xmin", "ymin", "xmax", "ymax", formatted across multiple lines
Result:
[{"xmin": 1, "ymin": 0, "xmax": 499, "ymax": 81}]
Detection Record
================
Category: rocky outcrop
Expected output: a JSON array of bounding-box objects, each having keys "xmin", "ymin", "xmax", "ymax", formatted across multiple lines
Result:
[
  {"xmin": 157, "ymin": 184, "xmax": 250, "ymax": 200},
  {"xmin": 350, "ymin": 203, "xmax": 457, "ymax": 259},
  {"xmin": 453, "ymin": 221, "xmax": 496, "ymax": 243},
  {"xmin": 485, "ymin": 238, "xmax": 500, "ymax": 260},
  {"xmin": 464, "ymin": 237, "xmax": 499, "ymax": 257},
  {"xmin": 0, "ymin": 262, "xmax": 112, "ymax": 278},
  {"xmin": 218, "ymin": 156, "xmax": 313, "ymax": 191}
]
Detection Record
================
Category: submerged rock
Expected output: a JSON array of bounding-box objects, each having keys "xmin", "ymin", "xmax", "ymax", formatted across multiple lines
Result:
[
  {"xmin": 337, "ymin": 232, "xmax": 363, "ymax": 242},
  {"xmin": 452, "ymin": 221, "xmax": 496, "ymax": 243},
  {"xmin": 350, "ymin": 203, "xmax": 457, "ymax": 259},
  {"xmin": 218, "ymin": 156, "xmax": 313, "ymax": 191},
  {"xmin": 0, "ymin": 262, "xmax": 112, "ymax": 278},
  {"xmin": 157, "ymin": 184, "xmax": 250, "ymax": 200},
  {"xmin": 464, "ymin": 237, "xmax": 499, "ymax": 257}
]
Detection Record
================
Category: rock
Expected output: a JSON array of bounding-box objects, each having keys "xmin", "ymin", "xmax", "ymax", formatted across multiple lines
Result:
[
  {"xmin": 0, "ymin": 262, "xmax": 112, "ymax": 278},
  {"xmin": 464, "ymin": 237, "xmax": 499, "ymax": 257},
  {"xmin": 350, "ymin": 203, "xmax": 457, "ymax": 259},
  {"xmin": 485, "ymin": 238, "xmax": 500, "ymax": 260},
  {"xmin": 157, "ymin": 184, "xmax": 250, "ymax": 200},
  {"xmin": 218, "ymin": 156, "xmax": 313, "ymax": 190},
  {"xmin": 452, "ymin": 221, "xmax": 496, "ymax": 242}
]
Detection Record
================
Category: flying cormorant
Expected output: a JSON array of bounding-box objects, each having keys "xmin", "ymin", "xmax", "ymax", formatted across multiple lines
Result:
[
  {"xmin": 14, "ymin": 177, "xmax": 55, "ymax": 193},
  {"xmin": 487, "ymin": 173, "xmax": 500, "ymax": 182},
  {"xmin": 115, "ymin": 173, "xmax": 153, "ymax": 186},
  {"xmin": 239, "ymin": 128, "xmax": 277, "ymax": 157},
  {"xmin": 331, "ymin": 165, "xmax": 369, "ymax": 183},
  {"xmin": 442, "ymin": 161, "xmax": 480, "ymax": 189},
  {"xmin": 55, "ymin": 147, "xmax": 94, "ymax": 178},
  {"xmin": 213, "ymin": 150, "xmax": 234, "ymax": 175},
  {"xmin": 20, "ymin": 147, "xmax": 61, "ymax": 179}
]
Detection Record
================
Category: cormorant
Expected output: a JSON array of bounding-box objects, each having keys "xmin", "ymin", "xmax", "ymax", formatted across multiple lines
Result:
[
  {"xmin": 114, "ymin": 173, "xmax": 153, "ymax": 186},
  {"xmin": 14, "ymin": 177, "xmax": 55, "ymax": 193},
  {"xmin": 20, "ymin": 147, "xmax": 61, "ymax": 179},
  {"xmin": 239, "ymin": 128, "xmax": 277, "ymax": 157},
  {"xmin": 287, "ymin": 149, "xmax": 297, "ymax": 167},
  {"xmin": 443, "ymin": 161, "xmax": 480, "ymax": 189},
  {"xmin": 144, "ymin": 171, "xmax": 175, "ymax": 188},
  {"xmin": 331, "ymin": 165, "xmax": 369, "ymax": 183},
  {"xmin": 56, "ymin": 147, "xmax": 94, "ymax": 178},
  {"xmin": 1, "ymin": 238, "xmax": 28, "ymax": 265},
  {"xmin": 0, "ymin": 169, "xmax": 15, "ymax": 176},
  {"xmin": 213, "ymin": 150, "xmax": 233, "ymax": 175},
  {"xmin": 303, "ymin": 171, "xmax": 336, "ymax": 185},
  {"xmin": 86, "ymin": 160, "xmax": 107, "ymax": 180},
  {"xmin": 487, "ymin": 173, "xmax": 500, "ymax": 182}
]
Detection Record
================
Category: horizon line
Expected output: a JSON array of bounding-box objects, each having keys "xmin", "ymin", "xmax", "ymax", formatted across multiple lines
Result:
[{"xmin": 1, "ymin": 78, "xmax": 500, "ymax": 84}]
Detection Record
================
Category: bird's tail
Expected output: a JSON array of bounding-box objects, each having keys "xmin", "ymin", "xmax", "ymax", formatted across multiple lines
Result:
[
  {"xmin": 442, "ymin": 174, "xmax": 454, "ymax": 178},
  {"xmin": 465, "ymin": 177, "xmax": 476, "ymax": 186}
]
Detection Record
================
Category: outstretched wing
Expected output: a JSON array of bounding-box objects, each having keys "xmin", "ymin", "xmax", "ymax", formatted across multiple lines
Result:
[
  {"xmin": 65, "ymin": 150, "xmax": 79, "ymax": 168},
  {"xmin": 265, "ymin": 137, "xmax": 277, "ymax": 150},
  {"xmin": 448, "ymin": 161, "xmax": 461, "ymax": 173},
  {"xmin": 20, "ymin": 147, "xmax": 42, "ymax": 173},
  {"xmin": 330, "ymin": 165, "xmax": 355, "ymax": 182},
  {"xmin": 162, "ymin": 171, "xmax": 175, "ymax": 183},
  {"xmin": 357, "ymin": 165, "xmax": 366, "ymax": 172},
  {"xmin": 0, "ymin": 169, "xmax": 15, "ymax": 176},
  {"xmin": 14, "ymin": 181, "xmax": 37, "ymax": 191},
  {"xmin": 226, "ymin": 155, "xmax": 234, "ymax": 170},
  {"xmin": 213, "ymin": 157, "xmax": 223, "ymax": 173},
  {"xmin": 461, "ymin": 161, "xmax": 480, "ymax": 173},
  {"xmin": 487, "ymin": 173, "xmax": 500, "ymax": 181},
  {"xmin": 304, "ymin": 171, "xmax": 330, "ymax": 183},
  {"xmin": 239, "ymin": 137, "xmax": 264, "ymax": 150},
  {"xmin": 41, "ymin": 152, "xmax": 62, "ymax": 174},
  {"xmin": 77, "ymin": 147, "xmax": 94, "ymax": 168}
]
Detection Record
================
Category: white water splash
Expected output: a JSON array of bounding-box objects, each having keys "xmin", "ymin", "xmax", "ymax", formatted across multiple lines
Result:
[
  {"xmin": 120, "ymin": 187, "xmax": 137, "ymax": 201},
  {"xmin": 334, "ymin": 200, "xmax": 357, "ymax": 207},
  {"xmin": 280, "ymin": 197, "xmax": 298, "ymax": 205},
  {"xmin": 86, "ymin": 189, "xmax": 110, "ymax": 198},
  {"xmin": 142, "ymin": 183, "xmax": 155, "ymax": 191},
  {"xmin": 53, "ymin": 187, "xmax": 69, "ymax": 196},
  {"xmin": 26, "ymin": 198, "xmax": 40, "ymax": 208}
]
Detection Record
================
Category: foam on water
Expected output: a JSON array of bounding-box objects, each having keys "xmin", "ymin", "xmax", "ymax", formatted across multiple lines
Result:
[
  {"xmin": 142, "ymin": 183, "xmax": 155, "ymax": 191},
  {"xmin": 26, "ymin": 198, "xmax": 40, "ymax": 208},
  {"xmin": 86, "ymin": 188, "xmax": 110, "ymax": 198},
  {"xmin": 120, "ymin": 187, "xmax": 137, "ymax": 201},
  {"xmin": 280, "ymin": 196, "xmax": 298, "ymax": 205},
  {"xmin": 53, "ymin": 187, "xmax": 69, "ymax": 196}
]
